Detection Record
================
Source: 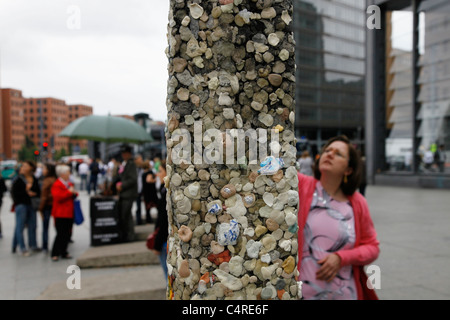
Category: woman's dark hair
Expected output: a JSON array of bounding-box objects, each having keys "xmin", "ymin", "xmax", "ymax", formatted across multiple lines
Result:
[
  {"xmin": 313, "ymin": 135, "xmax": 362, "ymax": 196},
  {"xmin": 25, "ymin": 160, "xmax": 37, "ymax": 173},
  {"xmin": 45, "ymin": 163, "xmax": 57, "ymax": 178}
]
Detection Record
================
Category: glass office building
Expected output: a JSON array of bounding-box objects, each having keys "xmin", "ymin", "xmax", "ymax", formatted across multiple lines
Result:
[
  {"xmin": 293, "ymin": 0, "xmax": 367, "ymax": 157},
  {"xmin": 367, "ymin": 0, "xmax": 450, "ymax": 188}
]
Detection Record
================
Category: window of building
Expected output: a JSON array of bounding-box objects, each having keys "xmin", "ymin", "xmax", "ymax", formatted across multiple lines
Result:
[
  {"xmin": 384, "ymin": 5, "xmax": 414, "ymax": 173},
  {"xmin": 377, "ymin": 0, "xmax": 450, "ymax": 175},
  {"xmin": 416, "ymin": 0, "xmax": 450, "ymax": 174}
]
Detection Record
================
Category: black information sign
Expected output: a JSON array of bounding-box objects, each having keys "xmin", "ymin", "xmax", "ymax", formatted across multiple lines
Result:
[{"xmin": 90, "ymin": 196, "xmax": 122, "ymax": 246}]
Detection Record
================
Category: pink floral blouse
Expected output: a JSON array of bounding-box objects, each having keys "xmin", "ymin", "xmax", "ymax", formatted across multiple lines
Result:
[{"xmin": 300, "ymin": 181, "xmax": 357, "ymax": 300}]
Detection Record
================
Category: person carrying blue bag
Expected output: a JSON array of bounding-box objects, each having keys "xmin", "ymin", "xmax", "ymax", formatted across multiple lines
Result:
[
  {"xmin": 50, "ymin": 164, "xmax": 78, "ymax": 261},
  {"xmin": 73, "ymin": 199, "xmax": 84, "ymax": 225}
]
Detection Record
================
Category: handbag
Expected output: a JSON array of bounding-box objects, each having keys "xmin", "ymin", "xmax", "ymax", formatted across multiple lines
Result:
[
  {"xmin": 146, "ymin": 227, "xmax": 159, "ymax": 250},
  {"xmin": 31, "ymin": 197, "xmax": 41, "ymax": 211},
  {"xmin": 73, "ymin": 199, "xmax": 84, "ymax": 225}
]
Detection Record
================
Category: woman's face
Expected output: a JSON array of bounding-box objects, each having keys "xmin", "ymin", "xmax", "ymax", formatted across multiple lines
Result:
[
  {"xmin": 19, "ymin": 162, "xmax": 32, "ymax": 175},
  {"xmin": 318, "ymin": 141, "xmax": 352, "ymax": 177},
  {"xmin": 60, "ymin": 171, "xmax": 70, "ymax": 181}
]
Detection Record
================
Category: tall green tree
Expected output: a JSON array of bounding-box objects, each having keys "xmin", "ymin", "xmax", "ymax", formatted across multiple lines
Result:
[{"xmin": 18, "ymin": 136, "xmax": 39, "ymax": 161}]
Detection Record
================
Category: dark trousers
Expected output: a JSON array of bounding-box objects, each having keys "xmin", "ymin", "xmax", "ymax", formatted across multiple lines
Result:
[
  {"xmin": 42, "ymin": 206, "xmax": 52, "ymax": 250},
  {"xmin": 79, "ymin": 174, "xmax": 88, "ymax": 191},
  {"xmin": 87, "ymin": 174, "xmax": 98, "ymax": 195},
  {"xmin": 118, "ymin": 198, "xmax": 135, "ymax": 242},
  {"xmin": 51, "ymin": 218, "xmax": 73, "ymax": 257},
  {"xmin": 135, "ymin": 194, "xmax": 143, "ymax": 225}
]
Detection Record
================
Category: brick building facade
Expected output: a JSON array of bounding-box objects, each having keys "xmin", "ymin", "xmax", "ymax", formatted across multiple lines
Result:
[{"xmin": 0, "ymin": 88, "xmax": 93, "ymax": 160}]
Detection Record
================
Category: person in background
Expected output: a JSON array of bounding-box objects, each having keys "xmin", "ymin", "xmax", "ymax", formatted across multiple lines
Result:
[
  {"xmin": 104, "ymin": 157, "xmax": 119, "ymax": 196},
  {"xmin": 423, "ymin": 148, "xmax": 434, "ymax": 171},
  {"xmin": 38, "ymin": 163, "xmax": 57, "ymax": 253},
  {"xmin": 297, "ymin": 150, "xmax": 314, "ymax": 176},
  {"xmin": 153, "ymin": 157, "xmax": 161, "ymax": 173},
  {"xmin": 11, "ymin": 161, "xmax": 41, "ymax": 256},
  {"xmin": 51, "ymin": 164, "xmax": 78, "ymax": 261},
  {"xmin": 116, "ymin": 144, "xmax": 138, "ymax": 242},
  {"xmin": 434, "ymin": 144, "xmax": 446, "ymax": 173},
  {"xmin": 0, "ymin": 176, "xmax": 7, "ymax": 239},
  {"xmin": 134, "ymin": 154, "xmax": 144, "ymax": 225},
  {"xmin": 78, "ymin": 161, "xmax": 89, "ymax": 191},
  {"xmin": 359, "ymin": 151, "xmax": 367, "ymax": 197},
  {"xmin": 142, "ymin": 161, "xmax": 157, "ymax": 224},
  {"xmin": 34, "ymin": 162, "xmax": 43, "ymax": 184},
  {"xmin": 151, "ymin": 161, "xmax": 168, "ymax": 282},
  {"xmin": 87, "ymin": 158, "xmax": 100, "ymax": 195},
  {"xmin": 298, "ymin": 135, "xmax": 379, "ymax": 300}
]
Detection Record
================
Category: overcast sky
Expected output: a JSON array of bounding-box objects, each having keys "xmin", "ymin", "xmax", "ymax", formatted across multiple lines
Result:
[{"xmin": 0, "ymin": 0, "xmax": 170, "ymax": 122}]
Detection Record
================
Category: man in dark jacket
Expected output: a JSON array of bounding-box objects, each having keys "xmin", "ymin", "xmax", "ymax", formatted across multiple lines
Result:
[{"xmin": 116, "ymin": 145, "xmax": 138, "ymax": 242}]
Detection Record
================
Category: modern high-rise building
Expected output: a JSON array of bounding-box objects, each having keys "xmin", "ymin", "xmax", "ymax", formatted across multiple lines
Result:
[
  {"xmin": 293, "ymin": 0, "xmax": 367, "ymax": 156},
  {"xmin": 366, "ymin": 0, "xmax": 450, "ymax": 188}
]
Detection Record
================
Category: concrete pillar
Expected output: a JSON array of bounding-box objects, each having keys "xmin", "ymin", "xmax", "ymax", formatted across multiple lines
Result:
[{"xmin": 165, "ymin": 0, "xmax": 299, "ymax": 300}]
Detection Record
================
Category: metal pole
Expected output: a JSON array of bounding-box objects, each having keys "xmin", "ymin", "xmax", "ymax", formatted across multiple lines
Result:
[{"xmin": 412, "ymin": 0, "xmax": 421, "ymax": 173}]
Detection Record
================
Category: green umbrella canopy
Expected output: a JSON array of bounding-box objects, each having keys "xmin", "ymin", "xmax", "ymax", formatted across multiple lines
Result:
[{"xmin": 59, "ymin": 115, "xmax": 154, "ymax": 144}]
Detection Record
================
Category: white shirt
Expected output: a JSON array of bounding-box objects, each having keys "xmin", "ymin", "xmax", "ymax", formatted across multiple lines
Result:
[{"xmin": 78, "ymin": 162, "xmax": 89, "ymax": 175}]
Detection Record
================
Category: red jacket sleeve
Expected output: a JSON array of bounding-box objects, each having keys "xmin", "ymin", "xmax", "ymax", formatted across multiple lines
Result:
[
  {"xmin": 336, "ymin": 193, "xmax": 380, "ymax": 267},
  {"xmin": 52, "ymin": 181, "xmax": 74, "ymax": 203}
]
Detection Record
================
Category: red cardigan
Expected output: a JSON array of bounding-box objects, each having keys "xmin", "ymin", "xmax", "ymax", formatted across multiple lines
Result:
[
  {"xmin": 51, "ymin": 178, "xmax": 77, "ymax": 219},
  {"xmin": 297, "ymin": 173, "xmax": 380, "ymax": 300}
]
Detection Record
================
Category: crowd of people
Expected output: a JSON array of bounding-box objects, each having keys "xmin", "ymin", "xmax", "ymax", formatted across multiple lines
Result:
[
  {"xmin": 0, "ymin": 160, "xmax": 78, "ymax": 260},
  {"xmin": 0, "ymin": 145, "xmax": 168, "ymax": 269},
  {"xmin": 0, "ymin": 135, "xmax": 380, "ymax": 300}
]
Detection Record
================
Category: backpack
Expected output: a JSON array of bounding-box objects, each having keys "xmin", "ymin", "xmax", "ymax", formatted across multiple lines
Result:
[{"xmin": 91, "ymin": 162, "xmax": 100, "ymax": 175}]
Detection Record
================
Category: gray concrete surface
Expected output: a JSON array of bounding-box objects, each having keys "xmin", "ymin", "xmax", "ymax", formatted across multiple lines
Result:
[
  {"xmin": 0, "ymin": 186, "xmax": 166, "ymax": 300},
  {"xmin": 76, "ymin": 240, "xmax": 160, "ymax": 268},
  {"xmin": 366, "ymin": 185, "xmax": 450, "ymax": 300},
  {"xmin": 1, "ymin": 181, "xmax": 449, "ymax": 300},
  {"xmin": 36, "ymin": 267, "xmax": 166, "ymax": 300}
]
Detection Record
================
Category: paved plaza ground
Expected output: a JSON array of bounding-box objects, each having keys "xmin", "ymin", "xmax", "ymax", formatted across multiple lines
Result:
[{"xmin": 0, "ymin": 181, "xmax": 449, "ymax": 300}]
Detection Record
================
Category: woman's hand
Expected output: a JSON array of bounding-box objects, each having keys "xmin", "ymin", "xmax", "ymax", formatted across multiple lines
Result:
[
  {"xmin": 27, "ymin": 190, "xmax": 37, "ymax": 197},
  {"xmin": 151, "ymin": 249, "xmax": 161, "ymax": 256},
  {"xmin": 316, "ymin": 254, "xmax": 342, "ymax": 283}
]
